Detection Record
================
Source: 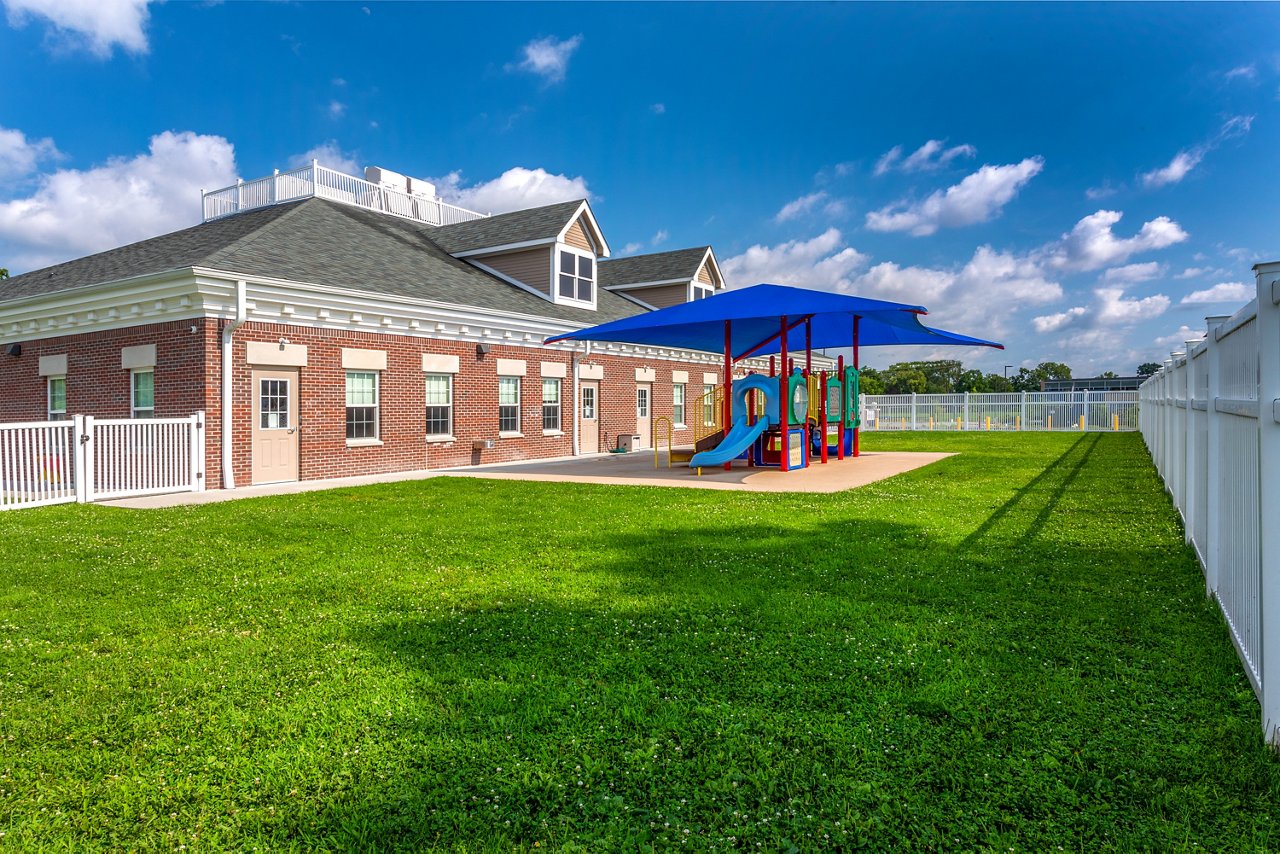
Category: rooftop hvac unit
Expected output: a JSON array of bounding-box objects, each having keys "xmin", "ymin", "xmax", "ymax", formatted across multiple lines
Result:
[
  {"xmin": 364, "ymin": 166, "xmax": 408, "ymax": 194},
  {"xmin": 407, "ymin": 176, "xmax": 436, "ymax": 199}
]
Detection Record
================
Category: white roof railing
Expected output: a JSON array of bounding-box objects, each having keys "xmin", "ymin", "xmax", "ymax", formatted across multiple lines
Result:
[{"xmin": 201, "ymin": 160, "xmax": 488, "ymax": 227}]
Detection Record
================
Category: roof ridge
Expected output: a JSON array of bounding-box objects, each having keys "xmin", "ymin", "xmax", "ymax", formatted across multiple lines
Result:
[{"xmin": 201, "ymin": 199, "xmax": 314, "ymax": 267}]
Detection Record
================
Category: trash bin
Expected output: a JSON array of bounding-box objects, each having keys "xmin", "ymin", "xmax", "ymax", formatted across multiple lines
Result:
[{"xmin": 617, "ymin": 434, "xmax": 641, "ymax": 452}]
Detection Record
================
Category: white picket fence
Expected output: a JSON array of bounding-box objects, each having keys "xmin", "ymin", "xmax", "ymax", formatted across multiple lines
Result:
[
  {"xmin": 0, "ymin": 412, "xmax": 205, "ymax": 510},
  {"xmin": 863, "ymin": 391, "xmax": 1139, "ymax": 431},
  {"xmin": 1139, "ymin": 261, "xmax": 1280, "ymax": 747}
]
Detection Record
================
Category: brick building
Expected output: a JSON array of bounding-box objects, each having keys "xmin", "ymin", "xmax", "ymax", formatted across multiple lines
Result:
[{"xmin": 0, "ymin": 162, "xmax": 746, "ymax": 489}]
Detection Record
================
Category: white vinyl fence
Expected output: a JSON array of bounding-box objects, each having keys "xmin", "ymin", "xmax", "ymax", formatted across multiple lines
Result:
[
  {"xmin": 863, "ymin": 391, "xmax": 1139, "ymax": 432},
  {"xmin": 1139, "ymin": 261, "xmax": 1280, "ymax": 747},
  {"xmin": 0, "ymin": 412, "xmax": 205, "ymax": 510}
]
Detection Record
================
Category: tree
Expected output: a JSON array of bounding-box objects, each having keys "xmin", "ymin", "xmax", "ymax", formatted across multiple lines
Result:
[
  {"xmin": 856, "ymin": 367, "xmax": 886, "ymax": 395},
  {"xmin": 983, "ymin": 373, "xmax": 1013, "ymax": 393},
  {"xmin": 885, "ymin": 359, "xmax": 962, "ymax": 394},
  {"xmin": 1100, "ymin": 370, "xmax": 1117, "ymax": 379},
  {"xmin": 1137, "ymin": 362, "xmax": 1161, "ymax": 378},
  {"xmin": 884, "ymin": 365, "xmax": 927, "ymax": 394},
  {"xmin": 955, "ymin": 369, "xmax": 988, "ymax": 392},
  {"xmin": 0, "ymin": 267, "xmax": 8, "ymax": 280}
]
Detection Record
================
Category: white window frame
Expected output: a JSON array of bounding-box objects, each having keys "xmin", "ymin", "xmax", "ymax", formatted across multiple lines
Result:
[
  {"xmin": 130, "ymin": 369, "xmax": 155, "ymax": 419},
  {"xmin": 691, "ymin": 282, "xmax": 714, "ymax": 301},
  {"xmin": 345, "ymin": 370, "xmax": 381, "ymax": 444},
  {"xmin": 47, "ymin": 375, "xmax": 67, "ymax": 421},
  {"xmin": 673, "ymin": 382, "xmax": 686, "ymax": 427},
  {"xmin": 542, "ymin": 378, "xmax": 562, "ymax": 434},
  {"xmin": 581, "ymin": 385, "xmax": 596, "ymax": 420},
  {"xmin": 703, "ymin": 383, "xmax": 716, "ymax": 427},
  {"xmin": 499, "ymin": 376, "xmax": 522, "ymax": 436},
  {"xmin": 425, "ymin": 373, "xmax": 453, "ymax": 440},
  {"xmin": 555, "ymin": 244, "xmax": 597, "ymax": 309}
]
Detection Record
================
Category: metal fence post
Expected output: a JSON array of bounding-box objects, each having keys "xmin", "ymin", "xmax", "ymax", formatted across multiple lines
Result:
[
  {"xmin": 963, "ymin": 392, "xmax": 970, "ymax": 431},
  {"xmin": 1020, "ymin": 391, "xmax": 1027, "ymax": 430},
  {"xmin": 910, "ymin": 392, "xmax": 917, "ymax": 431},
  {"xmin": 1254, "ymin": 262, "xmax": 1280, "ymax": 747}
]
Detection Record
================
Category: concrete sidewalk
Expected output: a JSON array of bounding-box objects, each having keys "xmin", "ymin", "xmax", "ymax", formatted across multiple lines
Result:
[{"xmin": 99, "ymin": 449, "xmax": 953, "ymax": 508}]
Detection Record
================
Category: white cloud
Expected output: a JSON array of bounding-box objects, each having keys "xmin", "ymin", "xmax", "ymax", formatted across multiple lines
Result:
[
  {"xmin": 1100, "ymin": 262, "xmax": 1162, "ymax": 284},
  {"xmin": 1085, "ymin": 182, "xmax": 1120, "ymax": 201},
  {"xmin": 332, "ymin": 77, "xmax": 347, "ymax": 87},
  {"xmin": 1224, "ymin": 64, "xmax": 1257, "ymax": 81},
  {"xmin": 2, "ymin": 0, "xmax": 151, "ymax": 57},
  {"xmin": 290, "ymin": 141, "xmax": 359, "ymax": 176},
  {"xmin": 0, "ymin": 126, "xmax": 60, "ymax": 179},
  {"xmin": 1095, "ymin": 286, "xmax": 1170, "ymax": 324},
  {"xmin": 874, "ymin": 140, "xmax": 976, "ymax": 175},
  {"xmin": 1141, "ymin": 115, "xmax": 1254, "ymax": 189},
  {"xmin": 1180, "ymin": 282, "xmax": 1253, "ymax": 304},
  {"xmin": 430, "ymin": 167, "xmax": 590, "ymax": 214},
  {"xmin": 774, "ymin": 191, "xmax": 828, "ymax": 223},
  {"xmin": 651, "ymin": 229, "xmax": 668, "ymax": 246},
  {"xmin": 1155, "ymin": 325, "xmax": 1205, "ymax": 349},
  {"xmin": 650, "ymin": 103, "xmax": 665, "ymax": 115},
  {"xmin": 0, "ymin": 131, "xmax": 237, "ymax": 271},
  {"xmin": 508, "ymin": 34, "xmax": 582, "ymax": 84},
  {"xmin": 1033, "ymin": 307, "xmax": 1088, "ymax": 333},
  {"xmin": 1041, "ymin": 209, "xmax": 1187, "ymax": 272},
  {"xmin": 622, "ymin": 241, "xmax": 643, "ymax": 254},
  {"xmin": 1176, "ymin": 266, "xmax": 1212, "ymax": 279},
  {"xmin": 327, "ymin": 100, "xmax": 346, "ymax": 119},
  {"xmin": 721, "ymin": 228, "xmax": 867, "ymax": 289},
  {"xmin": 865, "ymin": 157, "xmax": 1044, "ymax": 236}
]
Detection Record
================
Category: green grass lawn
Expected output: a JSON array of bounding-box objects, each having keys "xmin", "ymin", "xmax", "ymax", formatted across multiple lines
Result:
[{"xmin": 1, "ymin": 432, "xmax": 1277, "ymax": 850}]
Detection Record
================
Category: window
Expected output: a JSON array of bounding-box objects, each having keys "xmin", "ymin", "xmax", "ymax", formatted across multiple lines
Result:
[
  {"xmin": 673, "ymin": 383, "xmax": 685, "ymax": 426},
  {"xmin": 703, "ymin": 383, "xmax": 716, "ymax": 427},
  {"xmin": 499, "ymin": 376, "xmax": 521, "ymax": 433},
  {"xmin": 47, "ymin": 376, "xmax": 67, "ymax": 421},
  {"xmin": 693, "ymin": 283, "xmax": 713, "ymax": 301},
  {"xmin": 131, "ymin": 370, "xmax": 154, "ymax": 419},
  {"xmin": 346, "ymin": 371, "xmax": 379, "ymax": 439},
  {"xmin": 542, "ymin": 378, "xmax": 561, "ymax": 432},
  {"xmin": 582, "ymin": 385, "xmax": 596, "ymax": 420},
  {"xmin": 636, "ymin": 386, "xmax": 649, "ymax": 418},
  {"xmin": 425, "ymin": 374, "xmax": 453, "ymax": 437},
  {"xmin": 260, "ymin": 379, "xmax": 290, "ymax": 429},
  {"xmin": 558, "ymin": 249, "xmax": 594, "ymax": 302}
]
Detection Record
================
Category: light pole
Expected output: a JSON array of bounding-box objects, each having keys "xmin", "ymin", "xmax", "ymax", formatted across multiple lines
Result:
[{"xmin": 1003, "ymin": 365, "xmax": 1012, "ymax": 379}]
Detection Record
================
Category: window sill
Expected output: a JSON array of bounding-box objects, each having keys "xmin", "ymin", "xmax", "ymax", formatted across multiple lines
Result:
[
  {"xmin": 673, "ymin": 423, "xmax": 687, "ymax": 430},
  {"xmin": 426, "ymin": 435, "xmax": 456, "ymax": 444},
  {"xmin": 542, "ymin": 429, "xmax": 564, "ymax": 437},
  {"xmin": 346, "ymin": 438, "xmax": 383, "ymax": 448},
  {"xmin": 499, "ymin": 431, "xmax": 524, "ymax": 439}
]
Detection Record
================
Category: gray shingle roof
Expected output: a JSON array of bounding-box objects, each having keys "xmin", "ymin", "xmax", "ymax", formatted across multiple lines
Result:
[
  {"xmin": 428, "ymin": 199, "xmax": 586, "ymax": 254},
  {"xmin": 0, "ymin": 198, "xmax": 643, "ymax": 324},
  {"xmin": 599, "ymin": 247, "xmax": 711, "ymax": 287}
]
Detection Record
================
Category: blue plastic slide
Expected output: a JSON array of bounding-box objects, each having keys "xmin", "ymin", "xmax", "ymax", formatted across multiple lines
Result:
[{"xmin": 688, "ymin": 416, "xmax": 771, "ymax": 468}]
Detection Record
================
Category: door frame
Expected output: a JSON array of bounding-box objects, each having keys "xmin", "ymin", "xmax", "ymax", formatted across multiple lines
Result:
[{"xmin": 250, "ymin": 367, "xmax": 300, "ymax": 484}]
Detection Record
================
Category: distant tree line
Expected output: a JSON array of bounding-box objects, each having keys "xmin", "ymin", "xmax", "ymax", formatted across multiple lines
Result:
[{"xmin": 857, "ymin": 359, "xmax": 1072, "ymax": 395}]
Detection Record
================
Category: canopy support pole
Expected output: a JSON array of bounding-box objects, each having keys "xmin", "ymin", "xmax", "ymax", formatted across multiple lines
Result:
[
  {"xmin": 853, "ymin": 315, "xmax": 861, "ymax": 457},
  {"xmin": 723, "ymin": 320, "xmax": 732, "ymax": 471},
  {"xmin": 780, "ymin": 314, "xmax": 790, "ymax": 473},
  {"xmin": 837, "ymin": 354, "xmax": 845, "ymax": 461}
]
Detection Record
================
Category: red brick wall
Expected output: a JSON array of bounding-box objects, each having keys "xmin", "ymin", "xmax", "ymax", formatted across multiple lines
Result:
[{"xmin": 0, "ymin": 318, "xmax": 725, "ymax": 489}]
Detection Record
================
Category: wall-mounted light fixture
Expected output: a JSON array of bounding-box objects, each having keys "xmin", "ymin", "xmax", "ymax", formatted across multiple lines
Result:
[
  {"xmin": 278, "ymin": 337, "xmax": 289, "ymax": 349},
  {"xmin": 4, "ymin": 343, "xmax": 20, "ymax": 357},
  {"xmin": 476, "ymin": 343, "xmax": 491, "ymax": 358}
]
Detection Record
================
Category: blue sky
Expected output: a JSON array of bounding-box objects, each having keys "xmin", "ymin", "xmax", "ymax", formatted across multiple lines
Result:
[{"xmin": 1, "ymin": 2, "xmax": 1277, "ymax": 373}]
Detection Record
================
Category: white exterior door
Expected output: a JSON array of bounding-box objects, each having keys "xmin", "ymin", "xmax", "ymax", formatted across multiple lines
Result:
[
  {"xmin": 636, "ymin": 384, "xmax": 652, "ymax": 449},
  {"xmin": 581, "ymin": 381, "xmax": 600, "ymax": 454},
  {"xmin": 251, "ymin": 368, "xmax": 300, "ymax": 484}
]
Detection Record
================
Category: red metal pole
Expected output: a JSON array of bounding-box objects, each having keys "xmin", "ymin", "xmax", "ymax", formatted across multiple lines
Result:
[
  {"xmin": 819, "ymin": 369, "xmax": 828, "ymax": 464},
  {"xmin": 805, "ymin": 318, "xmax": 812, "ymax": 375},
  {"xmin": 853, "ymin": 315, "xmax": 861, "ymax": 457},
  {"xmin": 779, "ymin": 315, "xmax": 789, "ymax": 473},
  {"xmin": 723, "ymin": 320, "xmax": 732, "ymax": 471},
  {"xmin": 834, "ymin": 353, "xmax": 844, "ymax": 460}
]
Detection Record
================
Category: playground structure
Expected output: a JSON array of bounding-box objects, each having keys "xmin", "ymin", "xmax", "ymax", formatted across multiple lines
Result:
[{"xmin": 547, "ymin": 283, "xmax": 1002, "ymax": 476}]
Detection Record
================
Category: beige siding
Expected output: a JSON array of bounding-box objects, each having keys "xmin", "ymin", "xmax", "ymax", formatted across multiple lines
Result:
[
  {"xmin": 481, "ymin": 248, "xmax": 552, "ymax": 296},
  {"xmin": 696, "ymin": 260, "xmax": 715, "ymax": 285},
  {"xmin": 564, "ymin": 218, "xmax": 596, "ymax": 253},
  {"xmin": 639, "ymin": 284, "xmax": 689, "ymax": 309}
]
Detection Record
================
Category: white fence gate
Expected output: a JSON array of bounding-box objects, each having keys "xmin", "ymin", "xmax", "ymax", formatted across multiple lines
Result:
[
  {"xmin": 0, "ymin": 412, "xmax": 205, "ymax": 510},
  {"xmin": 863, "ymin": 391, "xmax": 1139, "ymax": 431},
  {"xmin": 1139, "ymin": 261, "xmax": 1280, "ymax": 747}
]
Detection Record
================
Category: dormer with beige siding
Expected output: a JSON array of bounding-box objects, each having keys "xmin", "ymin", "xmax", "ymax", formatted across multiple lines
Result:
[
  {"xmin": 598, "ymin": 246, "xmax": 725, "ymax": 310},
  {"xmin": 431, "ymin": 199, "xmax": 609, "ymax": 311}
]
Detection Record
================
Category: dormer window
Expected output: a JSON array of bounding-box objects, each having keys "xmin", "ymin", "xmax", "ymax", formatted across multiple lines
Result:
[
  {"xmin": 693, "ymin": 282, "xmax": 713, "ymax": 301},
  {"xmin": 558, "ymin": 248, "xmax": 595, "ymax": 305}
]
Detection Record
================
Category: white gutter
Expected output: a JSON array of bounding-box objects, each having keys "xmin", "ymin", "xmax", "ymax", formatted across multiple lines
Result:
[{"xmin": 221, "ymin": 279, "xmax": 247, "ymax": 489}]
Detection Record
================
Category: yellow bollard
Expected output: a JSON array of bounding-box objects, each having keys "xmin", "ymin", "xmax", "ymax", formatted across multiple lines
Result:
[
  {"xmin": 1079, "ymin": 415, "xmax": 1085, "ymax": 431},
  {"xmin": 985, "ymin": 416, "xmax": 991, "ymax": 431},
  {"xmin": 901, "ymin": 417, "xmax": 906, "ymax": 431},
  {"xmin": 929, "ymin": 416, "xmax": 934, "ymax": 430},
  {"xmin": 1113, "ymin": 414, "xmax": 1119, "ymax": 432},
  {"xmin": 1016, "ymin": 415, "xmax": 1021, "ymax": 431},
  {"xmin": 1048, "ymin": 414, "xmax": 1053, "ymax": 430}
]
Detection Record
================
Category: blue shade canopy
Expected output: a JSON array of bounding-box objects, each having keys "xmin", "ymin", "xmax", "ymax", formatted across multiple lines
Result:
[{"xmin": 544, "ymin": 284, "xmax": 1003, "ymax": 358}]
